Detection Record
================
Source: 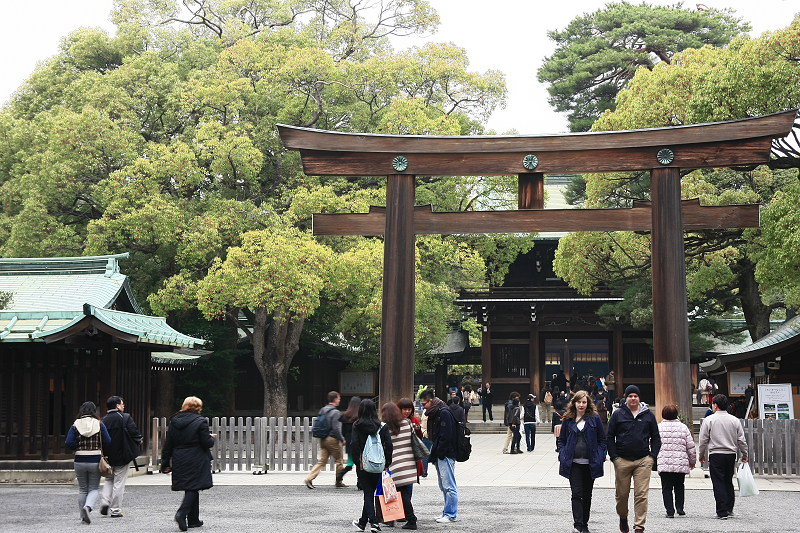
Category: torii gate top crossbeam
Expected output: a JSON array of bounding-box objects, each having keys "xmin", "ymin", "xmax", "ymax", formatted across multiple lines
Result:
[{"xmin": 278, "ymin": 110, "xmax": 796, "ymax": 176}]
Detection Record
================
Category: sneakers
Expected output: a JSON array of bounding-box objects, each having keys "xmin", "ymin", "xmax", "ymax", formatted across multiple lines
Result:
[
  {"xmin": 81, "ymin": 506, "xmax": 91, "ymax": 525},
  {"xmin": 353, "ymin": 519, "xmax": 366, "ymax": 531},
  {"xmin": 716, "ymin": 514, "xmax": 728, "ymax": 520},
  {"xmin": 188, "ymin": 521, "xmax": 204, "ymax": 528},
  {"xmin": 100, "ymin": 505, "xmax": 109, "ymax": 516},
  {"xmin": 619, "ymin": 517, "xmax": 629, "ymax": 533},
  {"xmin": 435, "ymin": 516, "xmax": 456, "ymax": 523},
  {"xmin": 370, "ymin": 524, "xmax": 382, "ymax": 532},
  {"xmin": 665, "ymin": 513, "xmax": 674, "ymax": 518},
  {"xmin": 304, "ymin": 479, "xmax": 315, "ymax": 489}
]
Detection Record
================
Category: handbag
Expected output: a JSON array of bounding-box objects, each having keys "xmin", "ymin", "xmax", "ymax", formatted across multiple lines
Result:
[
  {"xmin": 98, "ymin": 439, "xmax": 113, "ymax": 478},
  {"xmin": 409, "ymin": 420, "xmax": 430, "ymax": 461},
  {"xmin": 737, "ymin": 462, "xmax": 759, "ymax": 497}
]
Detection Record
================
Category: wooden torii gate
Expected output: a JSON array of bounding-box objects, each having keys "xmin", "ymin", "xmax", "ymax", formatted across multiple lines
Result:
[{"xmin": 278, "ymin": 110, "xmax": 796, "ymax": 420}]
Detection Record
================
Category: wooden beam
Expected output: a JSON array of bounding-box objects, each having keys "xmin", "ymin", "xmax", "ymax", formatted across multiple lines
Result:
[
  {"xmin": 312, "ymin": 200, "xmax": 760, "ymax": 236},
  {"xmin": 378, "ymin": 175, "xmax": 416, "ymax": 408},
  {"xmin": 298, "ymin": 137, "xmax": 775, "ymax": 176},
  {"xmin": 651, "ymin": 167, "xmax": 692, "ymax": 424},
  {"xmin": 278, "ymin": 110, "xmax": 795, "ymax": 154}
]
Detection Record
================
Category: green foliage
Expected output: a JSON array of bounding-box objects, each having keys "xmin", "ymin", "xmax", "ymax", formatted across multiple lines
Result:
[
  {"xmin": 553, "ymin": 14, "xmax": 800, "ymax": 349},
  {"xmin": 537, "ymin": 1, "xmax": 749, "ymax": 131},
  {"xmin": 0, "ymin": 290, "xmax": 14, "ymax": 309}
]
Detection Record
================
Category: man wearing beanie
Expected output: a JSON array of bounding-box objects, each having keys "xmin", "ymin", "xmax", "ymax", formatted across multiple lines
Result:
[{"xmin": 607, "ymin": 385, "xmax": 661, "ymax": 533}]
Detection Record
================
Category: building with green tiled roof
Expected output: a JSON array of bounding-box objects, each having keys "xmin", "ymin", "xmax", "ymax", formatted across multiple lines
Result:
[{"xmin": 0, "ymin": 254, "xmax": 204, "ymax": 462}]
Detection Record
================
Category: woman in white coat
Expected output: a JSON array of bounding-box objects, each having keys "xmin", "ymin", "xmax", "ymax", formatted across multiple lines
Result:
[{"xmin": 656, "ymin": 404, "xmax": 696, "ymax": 518}]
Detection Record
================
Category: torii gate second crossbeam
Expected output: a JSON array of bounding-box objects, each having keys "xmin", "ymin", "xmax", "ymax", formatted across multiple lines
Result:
[{"xmin": 278, "ymin": 110, "xmax": 796, "ymax": 422}]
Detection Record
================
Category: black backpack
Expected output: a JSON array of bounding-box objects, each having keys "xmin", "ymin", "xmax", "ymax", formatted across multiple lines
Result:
[
  {"xmin": 312, "ymin": 410, "xmax": 332, "ymax": 438},
  {"xmin": 444, "ymin": 405, "xmax": 471, "ymax": 462}
]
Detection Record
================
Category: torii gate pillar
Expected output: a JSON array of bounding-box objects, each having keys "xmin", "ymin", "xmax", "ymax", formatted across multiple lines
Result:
[
  {"xmin": 651, "ymin": 167, "xmax": 692, "ymax": 420},
  {"xmin": 379, "ymin": 175, "xmax": 416, "ymax": 407}
]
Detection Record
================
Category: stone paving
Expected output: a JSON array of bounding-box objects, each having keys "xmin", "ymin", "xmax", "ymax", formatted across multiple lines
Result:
[{"xmin": 2, "ymin": 430, "xmax": 799, "ymax": 532}]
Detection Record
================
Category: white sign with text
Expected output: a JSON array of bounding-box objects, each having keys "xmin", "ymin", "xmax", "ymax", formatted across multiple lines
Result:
[{"xmin": 757, "ymin": 383, "xmax": 794, "ymax": 420}]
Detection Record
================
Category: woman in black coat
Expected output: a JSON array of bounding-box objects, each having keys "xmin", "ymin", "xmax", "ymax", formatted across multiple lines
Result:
[
  {"xmin": 349, "ymin": 399, "xmax": 392, "ymax": 533},
  {"xmin": 161, "ymin": 396, "xmax": 216, "ymax": 531}
]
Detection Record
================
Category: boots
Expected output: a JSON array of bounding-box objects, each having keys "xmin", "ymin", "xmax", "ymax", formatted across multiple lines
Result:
[{"xmin": 336, "ymin": 464, "xmax": 352, "ymax": 487}]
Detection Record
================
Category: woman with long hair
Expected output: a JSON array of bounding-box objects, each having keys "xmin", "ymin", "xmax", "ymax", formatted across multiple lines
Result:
[
  {"xmin": 381, "ymin": 401, "xmax": 419, "ymax": 529},
  {"xmin": 338, "ymin": 396, "xmax": 362, "ymax": 487},
  {"xmin": 557, "ymin": 390, "xmax": 607, "ymax": 533},
  {"xmin": 350, "ymin": 399, "xmax": 392, "ymax": 533},
  {"xmin": 656, "ymin": 404, "xmax": 696, "ymax": 518},
  {"xmin": 160, "ymin": 396, "xmax": 216, "ymax": 531},
  {"xmin": 65, "ymin": 401, "xmax": 111, "ymax": 523}
]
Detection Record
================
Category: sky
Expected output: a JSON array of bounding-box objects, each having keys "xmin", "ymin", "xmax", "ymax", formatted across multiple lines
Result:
[{"xmin": 1, "ymin": 0, "xmax": 798, "ymax": 134}]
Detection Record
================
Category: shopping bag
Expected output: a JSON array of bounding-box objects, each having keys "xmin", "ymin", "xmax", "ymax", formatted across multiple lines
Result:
[
  {"xmin": 381, "ymin": 470, "xmax": 398, "ymax": 503},
  {"xmin": 376, "ymin": 493, "xmax": 405, "ymax": 522},
  {"xmin": 737, "ymin": 462, "xmax": 759, "ymax": 497}
]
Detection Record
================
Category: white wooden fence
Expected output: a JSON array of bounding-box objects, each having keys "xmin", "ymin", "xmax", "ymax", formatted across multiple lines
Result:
[
  {"xmin": 151, "ymin": 417, "xmax": 335, "ymax": 472},
  {"xmin": 742, "ymin": 419, "xmax": 800, "ymax": 475}
]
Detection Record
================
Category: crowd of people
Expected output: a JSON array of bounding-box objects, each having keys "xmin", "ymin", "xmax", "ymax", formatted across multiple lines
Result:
[{"xmin": 65, "ymin": 377, "xmax": 750, "ymax": 533}]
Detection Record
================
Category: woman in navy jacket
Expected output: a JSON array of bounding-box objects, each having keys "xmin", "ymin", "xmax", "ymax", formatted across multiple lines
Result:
[{"xmin": 558, "ymin": 390, "xmax": 607, "ymax": 533}]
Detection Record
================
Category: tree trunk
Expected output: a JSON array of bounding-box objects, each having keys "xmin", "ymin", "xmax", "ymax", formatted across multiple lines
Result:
[
  {"xmin": 738, "ymin": 260, "xmax": 771, "ymax": 341},
  {"xmin": 251, "ymin": 307, "xmax": 305, "ymax": 418}
]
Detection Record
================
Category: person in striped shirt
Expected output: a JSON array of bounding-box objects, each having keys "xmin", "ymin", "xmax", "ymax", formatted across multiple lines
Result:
[{"xmin": 381, "ymin": 402, "xmax": 419, "ymax": 530}]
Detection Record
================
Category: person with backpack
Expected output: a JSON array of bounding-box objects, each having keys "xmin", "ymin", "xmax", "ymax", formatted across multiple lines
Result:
[
  {"xmin": 523, "ymin": 393, "xmax": 542, "ymax": 452},
  {"xmin": 540, "ymin": 382, "xmax": 554, "ymax": 424},
  {"xmin": 305, "ymin": 391, "xmax": 346, "ymax": 489},
  {"xmin": 419, "ymin": 388, "xmax": 459, "ymax": 523},
  {"xmin": 350, "ymin": 399, "xmax": 392, "ymax": 533},
  {"xmin": 96, "ymin": 396, "xmax": 143, "ymax": 518}
]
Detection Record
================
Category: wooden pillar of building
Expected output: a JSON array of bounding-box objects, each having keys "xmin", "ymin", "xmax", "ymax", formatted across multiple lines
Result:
[
  {"xmin": 651, "ymin": 167, "xmax": 692, "ymax": 423},
  {"xmin": 529, "ymin": 325, "xmax": 540, "ymax": 397},
  {"xmin": 519, "ymin": 173, "xmax": 544, "ymax": 210},
  {"xmin": 613, "ymin": 325, "xmax": 624, "ymax": 400},
  {"xmin": 379, "ymin": 174, "xmax": 416, "ymax": 407},
  {"xmin": 481, "ymin": 328, "xmax": 491, "ymax": 389}
]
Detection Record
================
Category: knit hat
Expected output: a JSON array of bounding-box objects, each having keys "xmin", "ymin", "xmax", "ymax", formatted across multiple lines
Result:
[{"xmin": 624, "ymin": 385, "xmax": 640, "ymax": 398}]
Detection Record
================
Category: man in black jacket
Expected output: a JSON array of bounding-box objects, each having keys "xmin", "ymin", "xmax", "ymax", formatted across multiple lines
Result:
[
  {"xmin": 478, "ymin": 383, "xmax": 494, "ymax": 422},
  {"xmin": 98, "ymin": 396, "xmax": 143, "ymax": 518},
  {"xmin": 420, "ymin": 388, "xmax": 458, "ymax": 523},
  {"xmin": 607, "ymin": 385, "xmax": 661, "ymax": 533}
]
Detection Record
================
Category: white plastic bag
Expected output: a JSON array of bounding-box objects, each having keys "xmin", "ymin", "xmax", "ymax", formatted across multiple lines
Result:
[{"xmin": 737, "ymin": 462, "xmax": 759, "ymax": 497}]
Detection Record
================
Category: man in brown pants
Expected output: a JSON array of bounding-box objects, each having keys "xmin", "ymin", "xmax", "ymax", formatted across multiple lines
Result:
[
  {"xmin": 606, "ymin": 385, "xmax": 661, "ymax": 533},
  {"xmin": 304, "ymin": 391, "xmax": 346, "ymax": 488}
]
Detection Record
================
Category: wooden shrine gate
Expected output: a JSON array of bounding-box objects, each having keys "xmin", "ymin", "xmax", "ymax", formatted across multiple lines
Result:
[{"xmin": 278, "ymin": 111, "xmax": 796, "ymax": 422}]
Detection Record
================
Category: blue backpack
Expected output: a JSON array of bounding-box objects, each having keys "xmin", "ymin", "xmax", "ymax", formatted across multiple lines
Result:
[
  {"xmin": 311, "ymin": 410, "xmax": 332, "ymax": 438},
  {"xmin": 361, "ymin": 423, "xmax": 386, "ymax": 473}
]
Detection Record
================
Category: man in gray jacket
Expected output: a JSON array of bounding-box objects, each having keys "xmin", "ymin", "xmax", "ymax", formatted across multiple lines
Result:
[
  {"xmin": 304, "ymin": 391, "xmax": 346, "ymax": 489},
  {"xmin": 698, "ymin": 394, "xmax": 748, "ymax": 519}
]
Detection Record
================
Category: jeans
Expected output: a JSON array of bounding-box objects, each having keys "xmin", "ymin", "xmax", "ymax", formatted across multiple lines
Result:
[
  {"xmin": 306, "ymin": 436, "xmax": 343, "ymax": 483},
  {"xmin": 511, "ymin": 426, "xmax": 522, "ymax": 451},
  {"xmin": 659, "ymin": 472, "xmax": 686, "ymax": 515},
  {"xmin": 613, "ymin": 455, "xmax": 653, "ymax": 531},
  {"xmin": 524, "ymin": 423, "xmax": 537, "ymax": 451},
  {"xmin": 709, "ymin": 453, "xmax": 736, "ymax": 517},
  {"xmin": 177, "ymin": 490, "xmax": 200, "ymax": 525},
  {"xmin": 482, "ymin": 403, "xmax": 493, "ymax": 421},
  {"xmin": 75, "ymin": 461, "xmax": 101, "ymax": 517},
  {"xmin": 569, "ymin": 462, "xmax": 594, "ymax": 531},
  {"xmin": 356, "ymin": 468, "xmax": 381, "ymax": 526},
  {"xmin": 98, "ymin": 463, "xmax": 130, "ymax": 516},
  {"xmin": 435, "ymin": 457, "xmax": 458, "ymax": 519}
]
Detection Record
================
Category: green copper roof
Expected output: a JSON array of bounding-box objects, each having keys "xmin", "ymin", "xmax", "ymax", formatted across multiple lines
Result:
[{"xmin": 0, "ymin": 254, "xmax": 202, "ymax": 347}]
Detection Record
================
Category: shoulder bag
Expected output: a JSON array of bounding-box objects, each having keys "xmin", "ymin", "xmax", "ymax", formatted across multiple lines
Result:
[
  {"xmin": 98, "ymin": 438, "xmax": 113, "ymax": 478},
  {"xmin": 408, "ymin": 420, "xmax": 430, "ymax": 460}
]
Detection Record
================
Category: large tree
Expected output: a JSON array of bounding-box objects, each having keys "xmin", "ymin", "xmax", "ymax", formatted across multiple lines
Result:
[
  {"xmin": 553, "ymin": 15, "xmax": 800, "ymax": 352},
  {"xmin": 1, "ymin": 0, "xmax": 524, "ymax": 416},
  {"xmin": 537, "ymin": 1, "xmax": 749, "ymax": 131}
]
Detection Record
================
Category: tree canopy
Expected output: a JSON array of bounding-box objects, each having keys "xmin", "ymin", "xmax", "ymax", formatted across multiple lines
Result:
[
  {"xmin": 537, "ymin": 1, "xmax": 749, "ymax": 131},
  {"xmin": 0, "ymin": 0, "xmax": 530, "ymax": 416},
  {"xmin": 553, "ymin": 14, "xmax": 800, "ymax": 354}
]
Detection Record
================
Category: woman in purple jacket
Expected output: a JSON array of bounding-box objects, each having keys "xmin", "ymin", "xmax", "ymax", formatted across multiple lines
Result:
[
  {"xmin": 558, "ymin": 390, "xmax": 607, "ymax": 533},
  {"xmin": 656, "ymin": 404, "xmax": 696, "ymax": 518}
]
